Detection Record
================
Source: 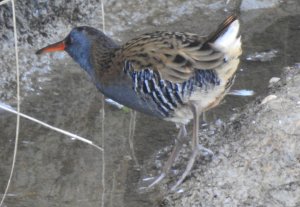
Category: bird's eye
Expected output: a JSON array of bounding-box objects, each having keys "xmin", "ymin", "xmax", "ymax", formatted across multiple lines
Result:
[{"xmin": 65, "ymin": 36, "xmax": 73, "ymax": 45}]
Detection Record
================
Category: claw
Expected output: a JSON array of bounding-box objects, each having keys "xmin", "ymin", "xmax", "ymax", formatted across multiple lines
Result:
[{"xmin": 147, "ymin": 173, "xmax": 166, "ymax": 188}]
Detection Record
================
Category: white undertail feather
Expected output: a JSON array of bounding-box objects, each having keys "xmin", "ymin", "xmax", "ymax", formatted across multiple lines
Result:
[
  {"xmin": 211, "ymin": 18, "xmax": 242, "ymax": 87},
  {"xmin": 212, "ymin": 20, "xmax": 242, "ymax": 59}
]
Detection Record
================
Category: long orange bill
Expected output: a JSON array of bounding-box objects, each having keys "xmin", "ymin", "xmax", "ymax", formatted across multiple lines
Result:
[{"xmin": 36, "ymin": 40, "xmax": 65, "ymax": 55}]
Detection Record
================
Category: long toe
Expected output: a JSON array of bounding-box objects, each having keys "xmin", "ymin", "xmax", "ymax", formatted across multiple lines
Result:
[
  {"xmin": 171, "ymin": 147, "xmax": 198, "ymax": 191},
  {"xmin": 171, "ymin": 144, "xmax": 214, "ymax": 191},
  {"xmin": 144, "ymin": 124, "xmax": 188, "ymax": 189},
  {"xmin": 138, "ymin": 173, "xmax": 166, "ymax": 191},
  {"xmin": 147, "ymin": 173, "xmax": 166, "ymax": 188},
  {"xmin": 142, "ymin": 139, "xmax": 186, "ymax": 189}
]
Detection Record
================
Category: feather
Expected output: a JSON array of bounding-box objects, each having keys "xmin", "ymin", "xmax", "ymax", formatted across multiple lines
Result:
[{"xmin": 111, "ymin": 15, "xmax": 240, "ymax": 84}]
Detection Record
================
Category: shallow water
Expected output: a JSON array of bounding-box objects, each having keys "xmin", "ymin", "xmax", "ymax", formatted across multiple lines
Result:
[{"xmin": 0, "ymin": 0, "xmax": 300, "ymax": 206}]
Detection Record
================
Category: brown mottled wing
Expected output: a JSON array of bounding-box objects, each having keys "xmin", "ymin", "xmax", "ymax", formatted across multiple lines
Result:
[{"xmin": 113, "ymin": 31, "xmax": 224, "ymax": 83}]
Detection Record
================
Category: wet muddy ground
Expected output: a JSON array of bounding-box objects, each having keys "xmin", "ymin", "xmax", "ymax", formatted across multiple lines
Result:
[{"xmin": 0, "ymin": 0, "xmax": 300, "ymax": 206}]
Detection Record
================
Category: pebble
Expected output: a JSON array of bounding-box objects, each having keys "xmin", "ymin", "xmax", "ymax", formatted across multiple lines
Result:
[
  {"xmin": 269, "ymin": 77, "xmax": 280, "ymax": 84},
  {"xmin": 261, "ymin": 95, "xmax": 277, "ymax": 105}
]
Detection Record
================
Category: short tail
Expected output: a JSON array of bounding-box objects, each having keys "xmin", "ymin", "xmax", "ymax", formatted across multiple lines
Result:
[{"xmin": 207, "ymin": 15, "xmax": 241, "ymax": 58}]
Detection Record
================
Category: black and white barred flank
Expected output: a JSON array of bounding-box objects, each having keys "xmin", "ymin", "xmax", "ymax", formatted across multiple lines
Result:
[{"xmin": 123, "ymin": 60, "xmax": 220, "ymax": 116}]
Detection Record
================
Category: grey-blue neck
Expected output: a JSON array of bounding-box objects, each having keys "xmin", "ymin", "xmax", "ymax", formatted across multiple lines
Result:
[
  {"xmin": 65, "ymin": 38, "xmax": 94, "ymax": 78},
  {"xmin": 64, "ymin": 27, "xmax": 120, "ymax": 90}
]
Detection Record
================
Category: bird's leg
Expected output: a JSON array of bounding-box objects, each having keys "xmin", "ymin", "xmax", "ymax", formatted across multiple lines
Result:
[
  {"xmin": 161, "ymin": 124, "xmax": 187, "ymax": 174},
  {"xmin": 128, "ymin": 110, "xmax": 139, "ymax": 168},
  {"xmin": 171, "ymin": 104, "xmax": 213, "ymax": 191},
  {"xmin": 191, "ymin": 106, "xmax": 213, "ymax": 158},
  {"xmin": 147, "ymin": 124, "xmax": 187, "ymax": 188}
]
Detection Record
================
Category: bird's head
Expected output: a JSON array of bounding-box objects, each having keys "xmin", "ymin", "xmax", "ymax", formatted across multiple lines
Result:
[
  {"xmin": 36, "ymin": 26, "xmax": 117, "ymax": 74},
  {"xmin": 37, "ymin": 27, "xmax": 98, "ymax": 70}
]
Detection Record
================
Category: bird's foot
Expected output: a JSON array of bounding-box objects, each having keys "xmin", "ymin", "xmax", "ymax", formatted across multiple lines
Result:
[
  {"xmin": 171, "ymin": 144, "xmax": 213, "ymax": 191},
  {"xmin": 139, "ymin": 144, "xmax": 213, "ymax": 191},
  {"xmin": 141, "ymin": 125, "xmax": 187, "ymax": 189}
]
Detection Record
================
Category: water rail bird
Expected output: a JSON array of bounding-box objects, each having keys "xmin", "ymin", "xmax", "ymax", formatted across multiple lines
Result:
[{"xmin": 36, "ymin": 14, "xmax": 241, "ymax": 190}]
